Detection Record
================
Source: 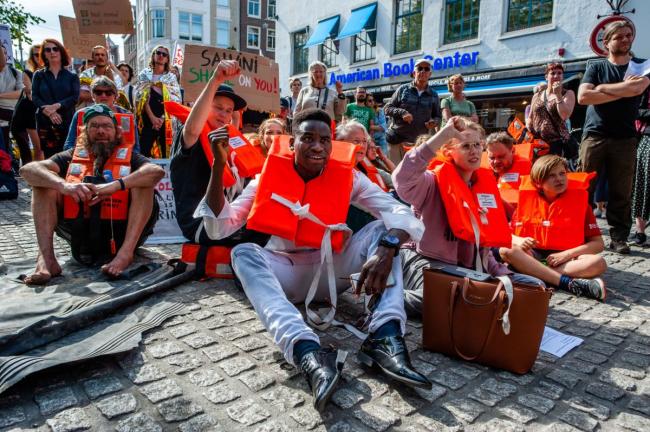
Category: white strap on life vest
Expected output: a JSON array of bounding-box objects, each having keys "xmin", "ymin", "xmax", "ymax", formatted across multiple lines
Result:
[
  {"xmin": 226, "ymin": 152, "xmax": 244, "ymax": 202},
  {"xmin": 270, "ymin": 193, "xmax": 367, "ymax": 340}
]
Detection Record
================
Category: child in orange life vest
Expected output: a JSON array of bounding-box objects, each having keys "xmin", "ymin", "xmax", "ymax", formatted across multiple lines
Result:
[
  {"xmin": 499, "ymin": 155, "xmax": 607, "ymax": 301},
  {"xmin": 255, "ymin": 118, "xmax": 286, "ymax": 157}
]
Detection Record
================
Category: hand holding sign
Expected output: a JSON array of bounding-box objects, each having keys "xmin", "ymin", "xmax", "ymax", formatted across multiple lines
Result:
[{"xmin": 213, "ymin": 60, "xmax": 241, "ymax": 82}]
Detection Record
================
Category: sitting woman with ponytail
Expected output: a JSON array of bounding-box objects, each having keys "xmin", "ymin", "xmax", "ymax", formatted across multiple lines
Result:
[{"xmin": 392, "ymin": 117, "xmax": 543, "ymax": 317}]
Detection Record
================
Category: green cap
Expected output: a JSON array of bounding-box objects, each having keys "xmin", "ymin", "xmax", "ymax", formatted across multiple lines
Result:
[{"xmin": 82, "ymin": 104, "xmax": 117, "ymax": 126}]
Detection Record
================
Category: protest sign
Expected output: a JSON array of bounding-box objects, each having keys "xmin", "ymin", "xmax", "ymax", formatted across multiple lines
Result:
[
  {"xmin": 172, "ymin": 42, "xmax": 184, "ymax": 68},
  {"xmin": 72, "ymin": 0, "xmax": 134, "ymax": 35},
  {"xmin": 59, "ymin": 16, "xmax": 106, "ymax": 59},
  {"xmin": 0, "ymin": 24, "xmax": 14, "ymax": 63},
  {"xmin": 145, "ymin": 159, "xmax": 186, "ymax": 245},
  {"xmin": 181, "ymin": 44, "xmax": 280, "ymax": 113}
]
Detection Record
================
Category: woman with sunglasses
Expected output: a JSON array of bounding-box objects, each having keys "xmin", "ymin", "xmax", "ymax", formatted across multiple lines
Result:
[
  {"xmin": 134, "ymin": 45, "xmax": 181, "ymax": 158},
  {"xmin": 31, "ymin": 39, "xmax": 79, "ymax": 158}
]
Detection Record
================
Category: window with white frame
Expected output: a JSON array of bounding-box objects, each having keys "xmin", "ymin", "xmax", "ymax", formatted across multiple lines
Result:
[
  {"xmin": 216, "ymin": 19, "xmax": 230, "ymax": 47},
  {"xmin": 267, "ymin": 28, "xmax": 276, "ymax": 51},
  {"xmin": 151, "ymin": 9, "xmax": 165, "ymax": 38},
  {"xmin": 506, "ymin": 0, "xmax": 553, "ymax": 32},
  {"xmin": 293, "ymin": 29, "xmax": 309, "ymax": 74},
  {"xmin": 248, "ymin": 0, "xmax": 261, "ymax": 18},
  {"xmin": 179, "ymin": 12, "xmax": 203, "ymax": 41},
  {"xmin": 247, "ymin": 26, "xmax": 260, "ymax": 49},
  {"xmin": 267, "ymin": 0, "xmax": 277, "ymax": 18},
  {"xmin": 394, "ymin": 0, "xmax": 422, "ymax": 54},
  {"xmin": 320, "ymin": 38, "xmax": 338, "ymax": 68}
]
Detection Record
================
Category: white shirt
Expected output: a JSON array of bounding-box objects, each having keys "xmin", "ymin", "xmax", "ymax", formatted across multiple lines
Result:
[{"xmin": 194, "ymin": 170, "xmax": 425, "ymax": 251}]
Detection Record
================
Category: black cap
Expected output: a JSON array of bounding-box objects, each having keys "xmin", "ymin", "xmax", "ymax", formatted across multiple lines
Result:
[{"xmin": 214, "ymin": 84, "xmax": 247, "ymax": 111}]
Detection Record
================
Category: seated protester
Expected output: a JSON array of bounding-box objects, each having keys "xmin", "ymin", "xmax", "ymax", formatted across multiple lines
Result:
[
  {"xmin": 499, "ymin": 155, "xmax": 607, "ymax": 300},
  {"xmin": 19, "ymin": 104, "xmax": 164, "ymax": 284},
  {"xmin": 255, "ymin": 118, "xmax": 286, "ymax": 157},
  {"xmin": 195, "ymin": 108, "xmax": 432, "ymax": 410},
  {"xmin": 484, "ymin": 131, "xmax": 532, "ymax": 216},
  {"xmin": 393, "ymin": 117, "xmax": 544, "ymax": 317},
  {"xmin": 366, "ymin": 140, "xmax": 396, "ymax": 188},
  {"xmin": 337, "ymin": 120, "xmax": 389, "ymax": 192},
  {"xmin": 64, "ymin": 77, "xmax": 140, "ymax": 153},
  {"xmin": 169, "ymin": 60, "xmax": 267, "ymax": 246}
]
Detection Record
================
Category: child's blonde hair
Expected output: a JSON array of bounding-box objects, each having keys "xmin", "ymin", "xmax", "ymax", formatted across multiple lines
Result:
[
  {"xmin": 438, "ymin": 119, "xmax": 485, "ymax": 161},
  {"xmin": 530, "ymin": 155, "xmax": 568, "ymax": 185}
]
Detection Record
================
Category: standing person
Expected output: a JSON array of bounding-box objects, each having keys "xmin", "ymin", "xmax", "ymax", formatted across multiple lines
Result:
[
  {"xmin": 79, "ymin": 46, "xmax": 124, "ymax": 107},
  {"xmin": 632, "ymin": 88, "xmax": 650, "ymax": 245},
  {"xmin": 12, "ymin": 44, "xmax": 43, "ymax": 161},
  {"xmin": 384, "ymin": 58, "xmax": 441, "ymax": 164},
  {"xmin": 577, "ymin": 21, "xmax": 650, "ymax": 254},
  {"xmin": 367, "ymin": 94, "xmax": 388, "ymax": 153},
  {"xmin": 32, "ymin": 39, "xmax": 80, "ymax": 159},
  {"xmin": 294, "ymin": 61, "xmax": 345, "ymax": 123},
  {"xmin": 0, "ymin": 45, "xmax": 27, "ymax": 164},
  {"xmin": 343, "ymin": 86, "xmax": 375, "ymax": 132},
  {"xmin": 134, "ymin": 45, "xmax": 181, "ymax": 158},
  {"xmin": 440, "ymin": 74, "xmax": 478, "ymax": 127},
  {"xmin": 528, "ymin": 63, "xmax": 576, "ymax": 156},
  {"xmin": 117, "ymin": 62, "xmax": 135, "ymax": 110},
  {"xmin": 170, "ymin": 65, "xmax": 184, "ymax": 104},
  {"xmin": 284, "ymin": 77, "xmax": 302, "ymax": 115}
]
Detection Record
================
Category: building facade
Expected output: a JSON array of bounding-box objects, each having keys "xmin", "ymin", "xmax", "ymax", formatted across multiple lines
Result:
[
  {"xmin": 238, "ymin": 0, "xmax": 277, "ymax": 59},
  {"xmin": 276, "ymin": 0, "xmax": 649, "ymax": 131},
  {"xmin": 135, "ymin": 0, "xmax": 240, "ymax": 72}
]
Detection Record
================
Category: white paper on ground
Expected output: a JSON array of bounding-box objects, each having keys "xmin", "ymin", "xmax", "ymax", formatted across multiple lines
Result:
[
  {"xmin": 624, "ymin": 59, "xmax": 650, "ymax": 79},
  {"xmin": 539, "ymin": 326, "xmax": 583, "ymax": 358}
]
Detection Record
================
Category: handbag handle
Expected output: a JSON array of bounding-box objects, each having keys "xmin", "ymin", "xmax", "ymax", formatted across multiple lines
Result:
[{"xmin": 448, "ymin": 277, "xmax": 505, "ymax": 361}]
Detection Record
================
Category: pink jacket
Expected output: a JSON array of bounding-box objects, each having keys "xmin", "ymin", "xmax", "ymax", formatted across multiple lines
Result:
[{"xmin": 392, "ymin": 144, "xmax": 510, "ymax": 276}]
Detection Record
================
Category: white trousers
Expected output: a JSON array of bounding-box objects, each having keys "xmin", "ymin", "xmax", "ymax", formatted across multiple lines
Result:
[{"xmin": 231, "ymin": 221, "xmax": 407, "ymax": 365}]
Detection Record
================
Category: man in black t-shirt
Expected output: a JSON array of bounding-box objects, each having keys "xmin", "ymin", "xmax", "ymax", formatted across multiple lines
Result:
[
  {"xmin": 19, "ymin": 104, "xmax": 164, "ymax": 284},
  {"xmin": 169, "ymin": 60, "xmax": 267, "ymax": 246},
  {"xmin": 578, "ymin": 20, "xmax": 650, "ymax": 254}
]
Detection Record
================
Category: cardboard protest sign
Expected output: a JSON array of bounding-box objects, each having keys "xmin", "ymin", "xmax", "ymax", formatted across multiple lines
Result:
[
  {"xmin": 72, "ymin": 0, "xmax": 134, "ymax": 35},
  {"xmin": 59, "ymin": 16, "xmax": 106, "ymax": 59},
  {"xmin": 145, "ymin": 159, "xmax": 187, "ymax": 245},
  {"xmin": 0, "ymin": 24, "xmax": 14, "ymax": 63},
  {"xmin": 181, "ymin": 44, "xmax": 280, "ymax": 114}
]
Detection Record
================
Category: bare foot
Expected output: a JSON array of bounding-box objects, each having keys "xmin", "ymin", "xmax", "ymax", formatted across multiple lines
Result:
[
  {"xmin": 101, "ymin": 252, "xmax": 133, "ymax": 278},
  {"xmin": 23, "ymin": 254, "xmax": 62, "ymax": 285}
]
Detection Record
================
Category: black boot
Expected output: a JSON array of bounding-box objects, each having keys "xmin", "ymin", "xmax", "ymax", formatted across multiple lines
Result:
[
  {"xmin": 299, "ymin": 348, "xmax": 347, "ymax": 411},
  {"xmin": 358, "ymin": 335, "xmax": 432, "ymax": 389}
]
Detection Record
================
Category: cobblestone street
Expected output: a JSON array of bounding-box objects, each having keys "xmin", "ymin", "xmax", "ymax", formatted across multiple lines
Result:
[{"xmin": 1, "ymin": 181, "xmax": 649, "ymax": 432}]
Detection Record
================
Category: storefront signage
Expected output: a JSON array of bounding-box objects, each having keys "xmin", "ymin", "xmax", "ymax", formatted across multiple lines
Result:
[{"xmin": 329, "ymin": 50, "xmax": 480, "ymax": 86}]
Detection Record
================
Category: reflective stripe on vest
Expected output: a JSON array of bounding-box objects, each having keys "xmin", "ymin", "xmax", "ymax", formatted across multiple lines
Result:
[{"xmin": 513, "ymin": 172, "xmax": 595, "ymax": 250}]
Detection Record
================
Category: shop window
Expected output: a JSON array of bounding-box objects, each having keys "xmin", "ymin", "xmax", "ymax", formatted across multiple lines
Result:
[
  {"xmin": 320, "ymin": 39, "xmax": 338, "ymax": 68},
  {"xmin": 151, "ymin": 9, "xmax": 166, "ymax": 39},
  {"xmin": 354, "ymin": 29, "xmax": 376, "ymax": 63},
  {"xmin": 394, "ymin": 0, "xmax": 422, "ymax": 54},
  {"xmin": 179, "ymin": 12, "xmax": 202, "ymax": 41},
  {"xmin": 444, "ymin": 0, "xmax": 480, "ymax": 44},
  {"xmin": 293, "ymin": 29, "xmax": 309, "ymax": 74},
  {"xmin": 248, "ymin": 0, "xmax": 261, "ymax": 18},
  {"xmin": 247, "ymin": 26, "xmax": 260, "ymax": 49},
  {"xmin": 507, "ymin": 0, "xmax": 553, "ymax": 32}
]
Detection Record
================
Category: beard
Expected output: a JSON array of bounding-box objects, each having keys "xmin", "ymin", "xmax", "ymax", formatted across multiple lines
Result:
[{"xmin": 85, "ymin": 136, "xmax": 120, "ymax": 176}]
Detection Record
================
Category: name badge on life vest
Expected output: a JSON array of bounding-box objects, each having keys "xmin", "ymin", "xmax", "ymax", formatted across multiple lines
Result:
[
  {"xmin": 476, "ymin": 193, "xmax": 498, "ymax": 209},
  {"xmin": 501, "ymin": 172, "xmax": 519, "ymax": 183},
  {"xmin": 77, "ymin": 149, "xmax": 88, "ymax": 158},
  {"xmin": 119, "ymin": 166, "xmax": 131, "ymax": 177},
  {"xmin": 69, "ymin": 163, "xmax": 82, "ymax": 176},
  {"xmin": 120, "ymin": 116, "xmax": 131, "ymax": 132},
  {"xmin": 116, "ymin": 148, "xmax": 128, "ymax": 160},
  {"xmin": 229, "ymin": 136, "xmax": 246, "ymax": 149}
]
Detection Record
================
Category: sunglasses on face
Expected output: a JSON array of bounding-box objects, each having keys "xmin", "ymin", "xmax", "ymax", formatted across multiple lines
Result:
[
  {"xmin": 417, "ymin": 66, "xmax": 431, "ymax": 72},
  {"xmin": 44, "ymin": 46, "xmax": 60, "ymax": 53},
  {"xmin": 155, "ymin": 50, "xmax": 169, "ymax": 57},
  {"xmin": 93, "ymin": 89, "xmax": 115, "ymax": 96}
]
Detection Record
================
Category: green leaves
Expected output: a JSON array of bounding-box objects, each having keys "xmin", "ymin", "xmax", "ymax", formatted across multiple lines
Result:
[{"xmin": 0, "ymin": 0, "xmax": 45, "ymax": 46}]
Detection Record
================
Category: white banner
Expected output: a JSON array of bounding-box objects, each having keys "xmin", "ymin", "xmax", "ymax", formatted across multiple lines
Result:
[
  {"xmin": 146, "ymin": 159, "xmax": 187, "ymax": 245},
  {"xmin": 0, "ymin": 24, "xmax": 14, "ymax": 64}
]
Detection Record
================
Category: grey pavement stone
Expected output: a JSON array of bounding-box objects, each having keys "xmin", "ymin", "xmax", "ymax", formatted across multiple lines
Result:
[
  {"xmin": 201, "ymin": 316, "xmax": 229, "ymax": 329},
  {"xmin": 139, "ymin": 378, "xmax": 183, "ymax": 403},
  {"xmin": 497, "ymin": 371, "xmax": 535, "ymax": 385},
  {"xmin": 546, "ymin": 369, "xmax": 582, "ymax": 389},
  {"xmin": 34, "ymin": 386, "xmax": 78, "ymax": 416},
  {"xmin": 0, "ymin": 403, "xmax": 26, "ymax": 428},
  {"xmin": 214, "ymin": 325, "xmax": 249, "ymax": 341},
  {"xmin": 124, "ymin": 364, "xmax": 166, "ymax": 384},
  {"xmin": 81, "ymin": 375, "xmax": 123, "ymax": 399},
  {"xmin": 621, "ymin": 352, "xmax": 650, "ymax": 368},
  {"xmin": 379, "ymin": 392, "xmax": 421, "ymax": 416},
  {"xmin": 599, "ymin": 369, "xmax": 638, "ymax": 391},
  {"xmin": 535, "ymin": 380, "xmax": 565, "ymax": 400},
  {"xmin": 498, "ymin": 403, "xmax": 539, "ymax": 424},
  {"xmin": 168, "ymin": 323, "xmax": 198, "ymax": 338},
  {"xmin": 560, "ymin": 408, "xmax": 599, "ymax": 431},
  {"xmin": 431, "ymin": 370, "xmax": 467, "ymax": 390},
  {"xmin": 94, "ymin": 393, "xmax": 138, "ymax": 419},
  {"xmin": 469, "ymin": 418, "xmax": 524, "ymax": 432},
  {"xmin": 254, "ymin": 420, "xmax": 293, "ymax": 432},
  {"xmin": 202, "ymin": 344, "xmax": 239, "ymax": 362},
  {"xmin": 227, "ymin": 398, "xmax": 271, "ymax": 426},
  {"xmin": 479, "ymin": 378, "xmax": 517, "ymax": 398},
  {"xmin": 616, "ymin": 412, "xmax": 650, "ymax": 432},
  {"xmin": 162, "ymin": 316, "xmax": 186, "ymax": 328},
  {"xmin": 468, "ymin": 388, "xmax": 504, "ymax": 407},
  {"xmin": 449, "ymin": 364, "xmax": 483, "ymax": 379},
  {"xmin": 146, "ymin": 341, "xmax": 184, "ymax": 358},
  {"xmin": 627, "ymin": 396, "xmax": 650, "ymax": 416},
  {"xmin": 157, "ymin": 397, "xmax": 204, "ymax": 422},
  {"xmin": 517, "ymin": 393, "xmax": 555, "ymax": 414},
  {"xmin": 165, "ymin": 353, "xmax": 205, "ymax": 374},
  {"xmin": 45, "ymin": 407, "xmax": 91, "ymax": 432},
  {"xmin": 353, "ymin": 403, "xmax": 400, "ymax": 431},
  {"xmin": 231, "ymin": 336, "xmax": 269, "ymax": 352},
  {"xmin": 181, "ymin": 333, "xmax": 218, "ymax": 349},
  {"xmin": 411, "ymin": 359, "xmax": 436, "ymax": 376},
  {"xmin": 415, "ymin": 351, "xmax": 445, "ymax": 365},
  {"xmin": 187, "ymin": 368, "xmax": 223, "ymax": 387},
  {"xmin": 260, "ymin": 386, "xmax": 305, "ymax": 411},
  {"xmin": 202, "ymin": 382, "xmax": 240, "ymax": 404},
  {"xmin": 178, "ymin": 414, "xmax": 221, "ymax": 432},
  {"xmin": 625, "ymin": 343, "xmax": 650, "ymax": 355},
  {"xmin": 332, "ymin": 388, "xmax": 365, "ymax": 409},
  {"xmin": 191, "ymin": 309, "xmax": 215, "ymax": 320},
  {"xmin": 574, "ymin": 350, "xmax": 609, "ymax": 365},
  {"xmin": 116, "ymin": 412, "xmax": 163, "ymax": 432},
  {"xmin": 585, "ymin": 341, "xmax": 617, "ymax": 357},
  {"xmin": 585, "ymin": 382, "xmax": 626, "ymax": 401},
  {"xmin": 238, "ymin": 370, "xmax": 276, "ymax": 391},
  {"xmin": 593, "ymin": 332, "xmax": 625, "ymax": 345},
  {"xmin": 414, "ymin": 383, "xmax": 447, "ymax": 402},
  {"xmin": 218, "ymin": 356, "xmax": 256, "ymax": 376},
  {"xmin": 350, "ymin": 376, "xmax": 389, "ymax": 398},
  {"xmin": 567, "ymin": 396, "xmax": 610, "ymax": 421},
  {"xmin": 249, "ymin": 346, "xmax": 284, "ymax": 364},
  {"xmin": 561, "ymin": 359, "xmax": 597, "ymax": 375},
  {"xmin": 289, "ymin": 406, "xmax": 329, "ymax": 430},
  {"xmin": 442, "ymin": 398, "xmax": 485, "ymax": 423}
]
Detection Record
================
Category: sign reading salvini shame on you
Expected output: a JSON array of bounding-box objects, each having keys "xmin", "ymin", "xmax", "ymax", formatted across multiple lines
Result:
[{"xmin": 328, "ymin": 50, "xmax": 480, "ymax": 85}]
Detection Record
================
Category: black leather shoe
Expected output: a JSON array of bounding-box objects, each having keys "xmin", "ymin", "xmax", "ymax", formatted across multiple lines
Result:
[
  {"xmin": 299, "ymin": 348, "xmax": 347, "ymax": 412},
  {"xmin": 358, "ymin": 335, "xmax": 432, "ymax": 389}
]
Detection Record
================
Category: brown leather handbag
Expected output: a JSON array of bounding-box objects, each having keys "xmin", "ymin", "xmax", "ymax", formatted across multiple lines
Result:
[{"xmin": 422, "ymin": 265, "xmax": 552, "ymax": 374}]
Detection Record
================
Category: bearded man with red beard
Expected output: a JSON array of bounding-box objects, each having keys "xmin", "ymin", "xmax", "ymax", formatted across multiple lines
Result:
[{"xmin": 20, "ymin": 104, "xmax": 165, "ymax": 284}]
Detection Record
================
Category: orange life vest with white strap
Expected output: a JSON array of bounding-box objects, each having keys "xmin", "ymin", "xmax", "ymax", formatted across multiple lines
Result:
[
  {"xmin": 180, "ymin": 243, "xmax": 233, "ymax": 279},
  {"xmin": 480, "ymin": 153, "xmax": 532, "ymax": 206},
  {"xmin": 358, "ymin": 157, "xmax": 388, "ymax": 191},
  {"xmin": 432, "ymin": 160, "xmax": 512, "ymax": 247},
  {"xmin": 247, "ymin": 135, "xmax": 356, "ymax": 253},
  {"xmin": 513, "ymin": 172, "xmax": 596, "ymax": 250},
  {"xmin": 62, "ymin": 135, "xmax": 135, "ymax": 221}
]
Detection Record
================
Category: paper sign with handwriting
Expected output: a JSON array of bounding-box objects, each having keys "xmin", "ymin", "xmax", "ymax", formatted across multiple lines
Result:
[
  {"xmin": 181, "ymin": 44, "xmax": 280, "ymax": 114},
  {"xmin": 72, "ymin": 0, "xmax": 134, "ymax": 35},
  {"xmin": 59, "ymin": 16, "xmax": 106, "ymax": 59}
]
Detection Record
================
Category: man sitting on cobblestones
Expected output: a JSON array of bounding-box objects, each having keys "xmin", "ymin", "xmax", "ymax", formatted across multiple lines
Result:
[
  {"xmin": 193, "ymin": 107, "xmax": 432, "ymax": 411},
  {"xmin": 20, "ymin": 104, "xmax": 164, "ymax": 283}
]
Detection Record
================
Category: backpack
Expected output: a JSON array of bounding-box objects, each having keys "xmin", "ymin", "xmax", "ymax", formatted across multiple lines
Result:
[{"xmin": 0, "ymin": 149, "xmax": 17, "ymax": 200}]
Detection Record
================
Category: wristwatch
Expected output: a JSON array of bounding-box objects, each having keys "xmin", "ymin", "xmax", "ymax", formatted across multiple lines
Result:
[{"xmin": 379, "ymin": 234, "xmax": 401, "ymax": 256}]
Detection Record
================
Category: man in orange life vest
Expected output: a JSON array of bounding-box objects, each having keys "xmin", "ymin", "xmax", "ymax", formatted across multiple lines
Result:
[
  {"xmin": 19, "ymin": 104, "xmax": 164, "ymax": 284},
  {"xmin": 195, "ymin": 108, "xmax": 431, "ymax": 410}
]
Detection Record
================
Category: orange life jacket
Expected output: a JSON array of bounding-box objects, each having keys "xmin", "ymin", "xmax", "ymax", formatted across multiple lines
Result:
[
  {"xmin": 247, "ymin": 135, "xmax": 356, "ymax": 253},
  {"xmin": 513, "ymin": 172, "xmax": 596, "ymax": 250},
  {"xmin": 514, "ymin": 140, "xmax": 550, "ymax": 161},
  {"xmin": 432, "ymin": 160, "xmax": 512, "ymax": 247},
  {"xmin": 480, "ymin": 153, "xmax": 532, "ymax": 206},
  {"xmin": 358, "ymin": 157, "xmax": 388, "ymax": 191},
  {"xmin": 180, "ymin": 243, "xmax": 233, "ymax": 279},
  {"xmin": 62, "ymin": 120, "xmax": 135, "ymax": 221},
  {"xmin": 507, "ymin": 117, "xmax": 529, "ymax": 143}
]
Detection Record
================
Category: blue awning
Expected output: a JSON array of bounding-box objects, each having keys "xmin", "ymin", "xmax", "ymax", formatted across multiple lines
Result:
[
  {"xmin": 336, "ymin": 3, "xmax": 377, "ymax": 40},
  {"xmin": 433, "ymin": 73, "xmax": 579, "ymax": 97},
  {"xmin": 304, "ymin": 16, "xmax": 340, "ymax": 48}
]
